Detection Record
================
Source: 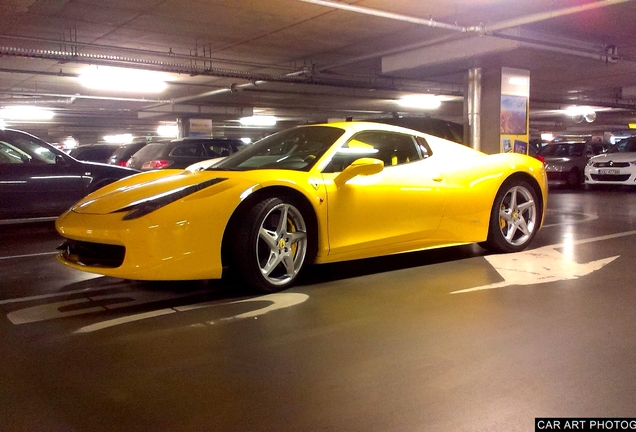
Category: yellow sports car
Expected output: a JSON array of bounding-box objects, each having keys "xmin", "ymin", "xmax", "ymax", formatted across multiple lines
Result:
[{"xmin": 56, "ymin": 122, "xmax": 547, "ymax": 292}]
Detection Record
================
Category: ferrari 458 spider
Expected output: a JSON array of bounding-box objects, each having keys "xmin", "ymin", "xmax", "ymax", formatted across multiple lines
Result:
[{"xmin": 56, "ymin": 122, "xmax": 547, "ymax": 292}]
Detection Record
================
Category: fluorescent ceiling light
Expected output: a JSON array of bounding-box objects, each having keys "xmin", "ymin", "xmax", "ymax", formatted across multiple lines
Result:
[
  {"xmin": 540, "ymin": 133, "xmax": 554, "ymax": 141},
  {"xmin": 0, "ymin": 106, "xmax": 55, "ymax": 120},
  {"xmin": 63, "ymin": 137, "xmax": 78, "ymax": 149},
  {"xmin": 564, "ymin": 106, "xmax": 596, "ymax": 123},
  {"xmin": 78, "ymin": 66, "xmax": 169, "ymax": 93},
  {"xmin": 157, "ymin": 124, "xmax": 178, "ymax": 137},
  {"xmin": 397, "ymin": 94, "xmax": 442, "ymax": 110},
  {"xmin": 239, "ymin": 115, "xmax": 277, "ymax": 126},
  {"xmin": 104, "ymin": 133, "xmax": 133, "ymax": 144}
]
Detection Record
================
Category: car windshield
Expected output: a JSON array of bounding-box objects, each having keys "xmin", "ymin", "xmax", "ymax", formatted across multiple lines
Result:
[
  {"xmin": 607, "ymin": 137, "xmax": 636, "ymax": 153},
  {"xmin": 208, "ymin": 126, "xmax": 345, "ymax": 171},
  {"xmin": 539, "ymin": 143, "xmax": 585, "ymax": 157}
]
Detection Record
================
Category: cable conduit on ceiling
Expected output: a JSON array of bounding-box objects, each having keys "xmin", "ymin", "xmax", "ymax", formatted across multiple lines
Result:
[{"xmin": 0, "ymin": 34, "xmax": 298, "ymax": 72}]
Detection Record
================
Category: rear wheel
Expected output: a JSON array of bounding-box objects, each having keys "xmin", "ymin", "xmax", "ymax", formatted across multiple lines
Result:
[
  {"xmin": 482, "ymin": 179, "xmax": 540, "ymax": 253},
  {"xmin": 232, "ymin": 197, "xmax": 310, "ymax": 293}
]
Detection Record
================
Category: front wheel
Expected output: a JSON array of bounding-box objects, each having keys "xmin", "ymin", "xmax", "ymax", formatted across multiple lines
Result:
[
  {"xmin": 482, "ymin": 180, "xmax": 540, "ymax": 253},
  {"xmin": 232, "ymin": 197, "xmax": 310, "ymax": 293}
]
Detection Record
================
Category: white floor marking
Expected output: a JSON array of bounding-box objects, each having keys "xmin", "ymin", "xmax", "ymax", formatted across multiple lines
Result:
[
  {"xmin": 74, "ymin": 309, "xmax": 177, "ymax": 333},
  {"xmin": 7, "ymin": 290, "xmax": 209, "ymax": 324},
  {"xmin": 450, "ymin": 230, "xmax": 636, "ymax": 294},
  {"xmin": 0, "ymin": 251, "xmax": 58, "ymax": 261},
  {"xmin": 73, "ymin": 292, "xmax": 309, "ymax": 333},
  {"xmin": 541, "ymin": 209, "xmax": 599, "ymax": 228}
]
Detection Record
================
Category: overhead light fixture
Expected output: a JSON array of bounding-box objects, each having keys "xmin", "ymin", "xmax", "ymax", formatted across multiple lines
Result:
[
  {"xmin": 564, "ymin": 106, "xmax": 596, "ymax": 123},
  {"xmin": 78, "ymin": 66, "xmax": 170, "ymax": 93},
  {"xmin": 0, "ymin": 106, "xmax": 55, "ymax": 121},
  {"xmin": 241, "ymin": 137, "xmax": 252, "ymax": 144},
  {"xmin": 63, "ymin": 137, "xmax": 78, "ymax": 149},
  {"xmin": 103, "ymin": 133, "xmax": 133, "ymax": 144},
  {"xmin": 157, "ymin": 124, "xmax": 178, "ymax": 137},
  {"xmin": 397, "ymin": 94, "xmax": 442, "ymax": 110},
  {"xmin": 239, "ymin": 115, "xmax": 277, "ymax": 126},
  {"xmin": 541, "ymin": 133, "xmax": 554, "ymax": 141}
]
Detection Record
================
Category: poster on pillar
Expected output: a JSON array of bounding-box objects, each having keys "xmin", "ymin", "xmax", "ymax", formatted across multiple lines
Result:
[{"xmin": 500, "ymin": 68, "xmax": 530, "ymax": 154}]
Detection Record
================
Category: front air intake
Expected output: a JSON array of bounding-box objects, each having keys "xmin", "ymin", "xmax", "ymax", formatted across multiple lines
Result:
[{"xmin": 58, "ymin": 239, "xmax": 125, "ymax": 268}]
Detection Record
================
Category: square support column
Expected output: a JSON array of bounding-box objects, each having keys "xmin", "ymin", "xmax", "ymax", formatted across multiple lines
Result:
[{"xmin": 466, "ymin": 67, "xmax": 530, "ymax": 155}]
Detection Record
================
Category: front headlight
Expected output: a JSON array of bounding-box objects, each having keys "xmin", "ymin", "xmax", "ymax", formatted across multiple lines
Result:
[
  {"xmin": 115, "ymin": 178, "xmax": 227, "ymax": 220},
  {"xmin": 587, "ymin": 160, "xmax": 595, "ymax": 166},
  {"xmin": 545, "ymin": 164, "xmax": 564, "ymax": 172}
]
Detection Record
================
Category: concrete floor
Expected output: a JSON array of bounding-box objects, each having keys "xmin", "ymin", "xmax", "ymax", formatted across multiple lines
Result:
[{"xmin": 1, "ymin": 187, "xmax": 636, "ymax": 432}]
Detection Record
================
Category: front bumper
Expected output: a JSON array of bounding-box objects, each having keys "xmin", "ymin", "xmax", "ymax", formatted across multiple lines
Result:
[
  {"xmin": 584, "ymin": 168, "xmax": 636, "ymax": 185},
  {"xmin": 55, "ymin": 204, "xmax": 229, "ymax": 281}
]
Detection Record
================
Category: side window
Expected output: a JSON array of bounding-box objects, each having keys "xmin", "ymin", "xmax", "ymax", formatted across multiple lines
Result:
[
  {"xmin": 323, "ymin": 131, "xmax": 421, "ymax": 173},
  {"xmin": 170, "ymin": 144, "xmax": 204, "ymax": 157},
  {"xmin": 0, "ymin": 141, "xmax": 29, "ymax": 164},
  {"xmin": 206, "ymin": 143, "xmax": 231, "ymax": 158},
  {"xmin": 0, "ymin": 137, "xmax": 56, "ymax": 164}
]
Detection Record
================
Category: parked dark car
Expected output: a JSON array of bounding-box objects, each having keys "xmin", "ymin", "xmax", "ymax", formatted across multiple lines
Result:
[
  {"xmin": 539, "ymin": 140, "xmax": 611, "ymax": 188},
  {"xmin": 370, "ymin": 116, "xmax": 464, "ymax": 144},
  {"xmin": 69, "ymin": 143, "xmax": 120, "ymax": 163},
  {"xmin": 0, "ymin": 128, "xmax": 139, "ymax": 221},
  {"xmin": 126, "ymin": 137, "xmax": 248, "ymax": 170},
  {"xmin": 107, "ymin": 141, "xmax": 149, "ymax": 166}
]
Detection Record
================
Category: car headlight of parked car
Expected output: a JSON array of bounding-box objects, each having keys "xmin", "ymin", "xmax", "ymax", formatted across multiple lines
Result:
[{"xmin": 545, "ymin": 163, "xmax": 564, "ymax": 172}]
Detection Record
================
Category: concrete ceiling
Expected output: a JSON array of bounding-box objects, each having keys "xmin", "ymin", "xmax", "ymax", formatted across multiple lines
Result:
[{"xmin": 1, "ymin": 0, "xmax": 636, "ymax": 144}]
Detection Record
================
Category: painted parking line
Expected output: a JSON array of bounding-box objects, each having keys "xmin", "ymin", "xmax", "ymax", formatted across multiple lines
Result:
[
  {"xmin": 74, "ymin": 293, "xmax": 309, "ymax": 333},
  {"xmin": 0, "ymin": 251, "xmax": 58, "ymax": 261},
  {"xmin": 541, "ymin": 209, "xmax": 599, "ymax": 228},
  {"xmin": 450, "ymin": 229, "xmax": 636, "ymax": 294}
]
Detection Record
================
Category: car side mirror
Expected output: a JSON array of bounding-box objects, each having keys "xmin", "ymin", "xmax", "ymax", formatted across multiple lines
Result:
[
  {"xmin": 334, "ymin": 157, "xmax": 384, "ymax": 187},
  {"xmin": 55, "ymin": 154, "xmax": 69, "ymax": 166}
]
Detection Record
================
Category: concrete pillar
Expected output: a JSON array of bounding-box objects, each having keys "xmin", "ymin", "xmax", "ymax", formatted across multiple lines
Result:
[
  {"xmin": 176, "ymin": 117, "xmax": 188, "ymax": 139},
  {"xmin": 465, "ymin": 67, "xmax": 530, "ymax": 155}
]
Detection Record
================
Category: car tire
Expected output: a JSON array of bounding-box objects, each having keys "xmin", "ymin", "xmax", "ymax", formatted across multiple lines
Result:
[
  {"xmin": 481, "ymin": 179, "xmax": 540, "ymax": 253},
  {"xmin": 232, "ymin": 197, "xmax": 310, "ymax": 293}
]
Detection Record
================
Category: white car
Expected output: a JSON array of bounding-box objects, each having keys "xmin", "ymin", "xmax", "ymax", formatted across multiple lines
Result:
[{"xmin": 585, "ymin": 137, "xmax": 636, "ymax": 187}]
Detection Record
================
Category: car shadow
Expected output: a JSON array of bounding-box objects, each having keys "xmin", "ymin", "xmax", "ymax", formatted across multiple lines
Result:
[{"xmin": 299, "ymin": 243, "xmax": 487, "ymax": 286}]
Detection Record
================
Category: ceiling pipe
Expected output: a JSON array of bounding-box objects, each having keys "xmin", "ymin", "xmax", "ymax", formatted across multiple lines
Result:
[
  {"xmin": 0, "ymin": 45, "xmax": 454, "ymax": 95},
  {"xmin": 297, "ymin": 0, "xmax": 473, "ymax": 33},
  {"xmin": 309, "ymin": 0, "xmax": 632, "ymax": 72},
  {"xmin": 0, "ymin": 90, "xmax": 170, "ymax": 104},
  {"xmin": 299, "ymin": 0, "xmax": 631, "ymax": 35},
  {"xmin": 483, "ymin": 0, "xmax": 632, "ymax": 33}
]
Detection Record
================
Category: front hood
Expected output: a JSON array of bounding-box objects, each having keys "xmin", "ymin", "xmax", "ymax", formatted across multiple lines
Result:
[
  {"xmin": 590, "ymin": 152, "xmax": 636, "ymax": 163},
  {"xmin": 72, "ymin": 170, "xmax": 242, "ymax": 215}
]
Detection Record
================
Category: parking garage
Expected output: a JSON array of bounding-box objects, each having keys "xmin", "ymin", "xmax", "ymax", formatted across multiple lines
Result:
[{"xmin": 2, "ymin": 1, "xmax": 636, "ymax": 431}]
